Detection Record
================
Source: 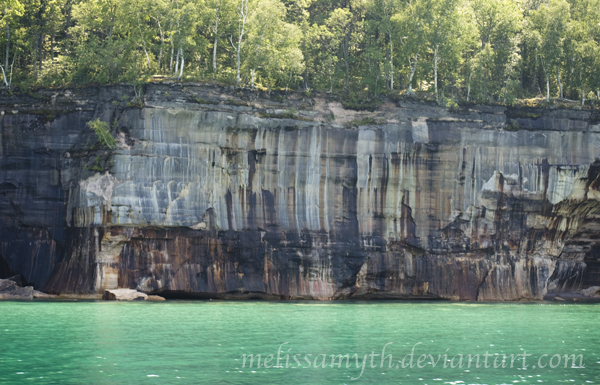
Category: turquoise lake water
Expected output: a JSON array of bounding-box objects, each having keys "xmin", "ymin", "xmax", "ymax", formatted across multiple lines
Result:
[{"xmin": 0, "ymin": 300, "xmax": 598, "ymax": 384}]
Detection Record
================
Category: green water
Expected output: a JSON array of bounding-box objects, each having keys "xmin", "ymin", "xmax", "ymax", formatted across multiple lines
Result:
[{"xmin": 0, "ymin": 301, "xmax": 598, "ymax": 384}]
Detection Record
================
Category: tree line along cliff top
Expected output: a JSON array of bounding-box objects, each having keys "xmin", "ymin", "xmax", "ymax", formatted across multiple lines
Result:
[{"xmin": 1, "ymin": 0, "xmax": 599, "ymax": 108}]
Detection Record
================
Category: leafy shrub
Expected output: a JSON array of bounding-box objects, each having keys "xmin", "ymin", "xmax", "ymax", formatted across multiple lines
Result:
[
  {"xmin": 345, "ymin": 117, "xmax": 385, "ymax": 127},
  {"xmin": 192, "ymin": 97, "xmax": 219, "ymax": 105},
  {"xmin": 126, "ymin": 99, "xmax": 143, "ymax": 108},
  {"xmin": 90, "ymin": 155, "xmax": 104, "ymax": 172},
  {"xmin": 340, "ymin": 92, "xmax": 382, "ymax": 111},
  {"xmin": 88, "ymin": 118, "xmax": 116, "ymax": 149}
]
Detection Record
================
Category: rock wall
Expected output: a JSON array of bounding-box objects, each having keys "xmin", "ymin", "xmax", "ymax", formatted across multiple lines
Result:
[{"xmin": 1, "ymin": 83, "xmax": 600, "ymax": 300}]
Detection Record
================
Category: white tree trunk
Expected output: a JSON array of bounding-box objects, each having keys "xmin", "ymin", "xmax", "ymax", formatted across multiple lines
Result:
[
  {"xmin": 235, "ymin": 0, "xmax": 249, "ymax": 85},
  {"xmin": 581, "ymin": 85, "xmax": 585, "ymax": 106},
  {"xmin": 5, "ymin": 22, "xmax": 9, "ymax": 72},
  {"xmin": 407, "ymin": 52, "xmax": 418, "ymax": 92},
  {"xmin": 178, "ymin": 48, "xmax": 184, "ymax": 80},
  {"xmin": 137, "ymin": 19, "xmax": 151, "ymax": 69},
  {"xmin": 152, "ymin": 14, "xmax": 164, "ymax": 70},
  {"xmin": 546, "ymin": 73, "xmax": 550, "ymax": 101},
  {"xmin": 235, "ymin": 42, "xmax": 241, "ymax": 83},
  {"xmin": 169, "ymin": 40, "xmax": 174, "ymax": 73},
  {"xmin": 434, "ymin": 44, "xmax": 438, "ymax": 100},
  {"xmin": 557, "ymin": 65, "xmax": 563, "ymax": 99},
  {"xmin": 389, "ymin": 37, "xmax": 394, "ymax": 90},
  {"xmin": 212, "ymin": 0, "xmax": 222, "ymax": 72},
  {"xmin": 0, "ymin": 63, "xmax": 9, "ymax": 87},
  {"xmin": 251, "ymin": 68, "xmax": 255, "ymax": 88},
  {"xmin": 467, "ymin": 71, "xmax": 472, "ymax": 102},
  {"xmin": 9, "ymin": 53, "xmax": 14, "ymax": 85},
  {"xmin": 213, "ymin": 37, "xmax": 218, "ymax": 72}
]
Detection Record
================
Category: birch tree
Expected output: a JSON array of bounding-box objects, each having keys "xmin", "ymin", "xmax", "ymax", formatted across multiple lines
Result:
[
  {"xmin": 0, "ymin": 0, "xmax": 23, "ymax": 87},
  {"xmin": 366, "ymin": 0, "xmax": 400, "ymax": 90},
  {"xmin": 392, "ymin": 0, "xmax": 431, "ymax": 93},
  {"xmin": 427, "ymin": 0, "xmax": 474, "ymax": 100},
  {"xmin": 469, "ymin": 0, "xmax": 522, "ymax": 101},
  {"xmin": 529, "ymin": 0, "xmax": 570, "ymax": 101},
  {"xmin": 230, "ymin": 0, "xmax": 250, "ymax": 84},
  {"xmin": 245, "ymin": 0, "xmax": 303, "ymax": 89}
]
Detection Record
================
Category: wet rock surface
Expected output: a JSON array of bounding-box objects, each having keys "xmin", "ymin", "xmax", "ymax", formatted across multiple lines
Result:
[
  {"xmin": 146, "ymin": 295, "xmax": 166, "ymax": 301},
  {"xmin": 581, "ymin": 286, "xmax": 600, "ymax": 297},
  {"xmin": 33, "ymin": 290, "xmax": 58, "ymax": 299},
  {"xmin": 102, "ymin": 288, "xmax": 148, "ymax": 301},
  {"xmin": 1, "ymin": 83, "xmax": 600, "ymax": 300},
  {"xmin": 0, "ymin": 276, "xmax": 34, "ymax": 299}
]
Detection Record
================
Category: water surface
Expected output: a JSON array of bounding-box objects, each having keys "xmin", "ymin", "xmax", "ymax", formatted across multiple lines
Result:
[{"xmin": 0, "ymin": 300, "xmax": 598, "ymax": 384}]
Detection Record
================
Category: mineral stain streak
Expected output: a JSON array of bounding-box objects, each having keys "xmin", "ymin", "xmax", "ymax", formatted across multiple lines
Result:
[{"xmin": 1, "ymin": 84, "xmax": 600, "ymax": 300}]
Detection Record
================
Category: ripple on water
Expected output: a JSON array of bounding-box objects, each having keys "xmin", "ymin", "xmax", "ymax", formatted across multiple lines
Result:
[{"xmin": 0, "ymin": 301, "xmax": 599, "ymax": 384}]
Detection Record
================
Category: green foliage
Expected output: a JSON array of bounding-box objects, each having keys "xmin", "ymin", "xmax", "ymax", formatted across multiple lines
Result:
[
  {"xmin": 345, "ymin": 117, "xmax": 385, "ymax": 127},
  {"xmin": 259, "ymin": 109, "xmax": 296, "ymax": 119},
  {"xmin": 505, "ymin": 121, "xmax": 521, "ymax": 131},
  {"xmin": 440, "ymin": 96, "xmax": 459, "ymax": 109},
  {"xmin": 126, "ymin": 99, "xmax": 143, "ymax": 108},
  {"xmin": 269, "ymin": 93, "xmax": 285, "ymax": 103},
  {"xmin": 225, "ymin": 99, "xmax": 251, "ymax": 107},
  {"xmin": 528, "ymin": 0, "xmax": 571, "ymax": 100},
  {"xmin": 192, "ymin": 97, "xmax": 219, "ymax": 105},
  {"xmin": 90, "ymin": 155, "xmax": 104, "ymax": 172},
  {"xmin": 340, "ymin": 93, "xmax": 382, "ymax": 111},
  {"xmin": 24, "ymin": 90, "xmax": 48, "ymax": 100},
  {"xmin": 29, "ymin": 109, "xmax": 57, "ymax": 122},
  {"xmin": 87, "ymin": 118, "xmax": 116, "ymax": 149},
  {"xmin": 1, "ymin": 0, "xmax": 600, "ymax": 107}
]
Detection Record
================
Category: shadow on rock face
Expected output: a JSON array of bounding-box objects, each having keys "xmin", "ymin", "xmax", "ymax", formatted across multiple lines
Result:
[{"xmin": 0, "ymin": 252, "xmax": 14, "ymax": 279}]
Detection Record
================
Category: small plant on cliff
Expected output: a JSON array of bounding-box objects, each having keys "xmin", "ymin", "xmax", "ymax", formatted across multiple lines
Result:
[
  {"xmin": 192, "ymin": 97, "xmax": 219, "ymax": 105},
  {"xmin": 440, "ymin": 96, "xmax": 459, "ymax": 109},
  {"xmin": 126, "ymin": 99, "xmax": 144, "ymax": 108},
  {"xmin": 88, "ymin": 118, "xmax": 116, "ymax": 149},
  {"xmin": 90, "ymin": 155, "xmax": 103, "ymax": 172},
  {"xmin": 345, "ymin": 117, "xmax": 385, "ymax": 127},
  {"xmin": 340, "ymin": 92, "xmax": 382, "ymax": 111}
]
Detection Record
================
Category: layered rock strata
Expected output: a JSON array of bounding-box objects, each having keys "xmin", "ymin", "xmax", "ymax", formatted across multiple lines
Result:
[{"xmin": 1, "ymin": 84, "xmax": 600, "ymax": 300}]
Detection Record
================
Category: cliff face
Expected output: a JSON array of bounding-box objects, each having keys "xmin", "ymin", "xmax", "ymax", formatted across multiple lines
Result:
[{"xmin": 1, "ymin": 84, "xmax": 600, "ymax": 300}]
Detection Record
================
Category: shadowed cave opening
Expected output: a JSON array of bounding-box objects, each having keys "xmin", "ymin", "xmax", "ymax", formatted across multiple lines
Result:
[
  {"xmin": 0, "ymin": 252, "xmax": 15, "ymax": 279},
  {"xmin": 154, "ymin": 291, "xmax": 288, "ymax": 300},
  {"xmin": 582, "ymin": 244, "xmax": 600, "ymax": 289}
]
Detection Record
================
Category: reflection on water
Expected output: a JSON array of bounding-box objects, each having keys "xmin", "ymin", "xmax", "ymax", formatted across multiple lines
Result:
[{"xmin": 0, "ymin": 300, "xmax": 598, "ymax": 384}]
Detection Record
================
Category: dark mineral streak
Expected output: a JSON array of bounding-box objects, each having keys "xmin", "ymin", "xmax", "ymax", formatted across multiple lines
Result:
[{"xmin": 1, "ymin": 84, "xmax": 600, "ymax": 300}]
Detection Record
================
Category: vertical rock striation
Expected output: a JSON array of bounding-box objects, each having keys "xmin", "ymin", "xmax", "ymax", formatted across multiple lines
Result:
[{"xmin": 1, "ymin": 84, "xmax": 600, "ymax": 300}]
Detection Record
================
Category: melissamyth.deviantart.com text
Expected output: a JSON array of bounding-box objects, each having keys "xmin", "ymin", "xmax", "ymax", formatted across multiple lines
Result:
[{"xmin": 239, "ymin": 342, "xmax": 585, "ymax": 380}]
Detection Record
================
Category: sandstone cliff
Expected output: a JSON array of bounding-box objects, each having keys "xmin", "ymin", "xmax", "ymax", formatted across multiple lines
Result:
[{"xmin": 1, "ymin": 83, "xmax": 599, "ymax": 300}]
